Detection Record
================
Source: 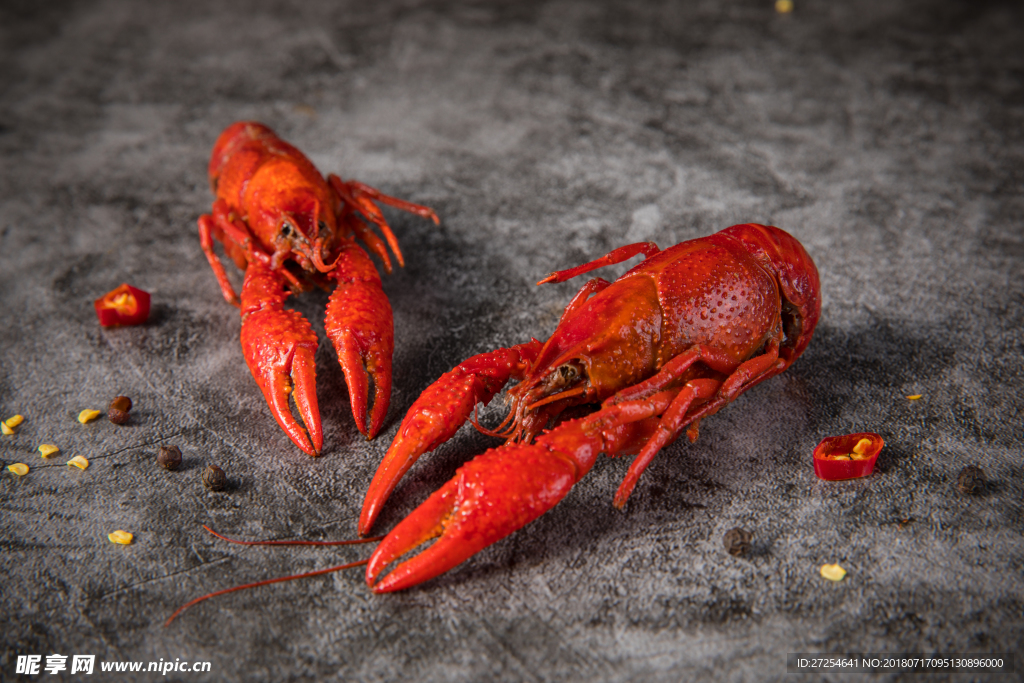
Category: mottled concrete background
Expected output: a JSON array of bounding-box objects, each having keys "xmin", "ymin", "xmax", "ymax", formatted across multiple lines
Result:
[{"xmin": 1, "ymin": 1, "xmax": 1021, "ymax": 681}]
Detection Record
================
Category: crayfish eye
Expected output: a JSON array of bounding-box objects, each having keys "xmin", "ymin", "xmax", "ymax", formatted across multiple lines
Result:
[
  {"xmin": 281, "ymin": 222, "xmax": 294, "ymax": 237},
  {"xmin": 318, "ymin": 220, "xmax": 328, "ymax": 233}
]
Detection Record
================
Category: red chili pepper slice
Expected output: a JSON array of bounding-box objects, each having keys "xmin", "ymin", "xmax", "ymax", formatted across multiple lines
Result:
[
  {"xmin": 94, "ymin": 283, "xmax": 151, "ymax": 327},
  {"xmin": 813, "ymin": 432, "xmax": 884, "ymax": 481}
]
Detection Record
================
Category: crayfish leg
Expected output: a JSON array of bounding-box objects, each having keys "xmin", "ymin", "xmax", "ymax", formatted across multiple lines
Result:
[
  {"xmin": 612, "ymin": 378, "xmax": 719, "ymax": 508},
  {"xmin": 555, "ymin": 277, "xmax": 611, "ymax": 327},
  {"xmin": 198, "ymin": 214, "xmax": 241, "ymax": 306},
  {"xmin": 612, "ymin": 337, "xmax": 785, "ymax": 508},
  {"xmin": 342, "ymin": 177, "xmax": 441, "ymax": 225},
  {"xmin": 537, "ymin": 241, "xmax": 661, "ymax": 285},
  {"xmin": 329, "ymin": 175, "xmax": 439, "ymax": 272}
]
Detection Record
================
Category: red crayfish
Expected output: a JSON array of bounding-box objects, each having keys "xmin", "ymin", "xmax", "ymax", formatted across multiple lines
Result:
[
  {"xmin": 198, "ymin": 122, "xmax": 438, "ymax": 455},
  {"xmin": 360, "ymin": 223, "xmax": 820, "ymax": 591}
]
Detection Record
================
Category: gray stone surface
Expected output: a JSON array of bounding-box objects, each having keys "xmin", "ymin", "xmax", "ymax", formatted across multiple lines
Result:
[{"xmin": 1, "ymin": 1, "xmax": 1022, "ymax": 681}]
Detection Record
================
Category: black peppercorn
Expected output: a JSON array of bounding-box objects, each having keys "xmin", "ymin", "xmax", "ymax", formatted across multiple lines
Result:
[
  {"xmin": 956, "ymin": 465, "xmax": 985, "ymax": 495},
  {"xmin": 723, "ymin": 527, "xmax": 752, "ymax": 557},
  {"xmin": 203, "ymin": 464, "xmax": 228, "ymax": 491},
  {"xmin": 157, "ymin": 445, "xmax": 182, "ymax": 471},
  {"xmin": 108, "ymin": 396, "xmax": 133, "ymax": 425}
]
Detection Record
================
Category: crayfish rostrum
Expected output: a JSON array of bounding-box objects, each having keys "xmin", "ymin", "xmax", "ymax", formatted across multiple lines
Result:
[
  {"xmin": 198, "ymin": 122, "xmax": 438, "ymax": 455},
  {"xmin": 360, "ymin": 223, "xmax": 820, "ymax": 591}
]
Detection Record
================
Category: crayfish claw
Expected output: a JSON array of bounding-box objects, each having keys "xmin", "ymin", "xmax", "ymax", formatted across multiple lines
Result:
[
  {"xmin": 288, "ymin": 346, "xmax": 322, "ymax": 452},
  {"xmin": 366, "ymin": 392, "xmax": 666, "ymax": 591},
  {"xmin": 358, "ymin": 364, "xmax": 496, "ymax": 535},
  {"xmin": 258, "ymin": 345, "xmax": 322, "ymax": 456},
  {"xmin": 366, "ymin": 442, "xmax": 580, "ymax": 593},
  {"xmin": 358, "ymin": 342, "xmax": 544, "ymax": 535},
  {"xmin": 240, "ymin": 263, "xmax": 323, "ymax": 456},
  {"xmin": 329, "ymin": 325, "xmax": 392, "ymax": 440},
  {"xmin": 324, "ymin": 246, "xmax": 394, "ymax": 440},
  {"xmin": 364, "ymin": 478, "xmax": 458, "ymax": 591}
]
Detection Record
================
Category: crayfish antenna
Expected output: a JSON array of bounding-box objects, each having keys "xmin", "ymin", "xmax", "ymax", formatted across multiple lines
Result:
[
  {"xmin": 164, "ymin": 559, "xmax": 369, "ymax": 627},
  {"xmin": 164, "ymin": 527, "xmax": 383, "ymax": 627},
  {"xmin": 470, "ymin": 393, "xmax": 522, "ymax": 439},
  {"xmin": 525, "ymin": 385, "xmax": 587, "ymax": 412},
  {"xmin": 201, "ymin": 525, "xmax": 384, "ymax": 547}
]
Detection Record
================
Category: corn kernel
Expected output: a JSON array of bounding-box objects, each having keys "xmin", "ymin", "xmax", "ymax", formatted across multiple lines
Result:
[
  {"xmin": 108, "ymin": 530, "xmax": 133, "ymax": 545},
  {"xmin": 38, "ymin": 444, "xmax": 60, "ymax": 459},
  {"xmin": 67, "ymin": 455, "xmax": 90, "ymax": 470},
  {"xmin": 78, "ymin": 409, "xmax": 102, "ymax": 424},
  {"xmin": 7, "ymin": 463, "xmax": 29, "ymax": 476},
  {"xmin": 820, "ymin": 563, "xmax": 847, "ymax": 582}
]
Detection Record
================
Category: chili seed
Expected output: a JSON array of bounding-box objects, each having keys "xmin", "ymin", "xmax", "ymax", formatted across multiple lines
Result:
[
  {"xmin": 108, "ymin": 530, "xmax": 133, "ymax": 545},
  {"xmin": 38, "ymin": 444, "xmax": 60, "ymax": 459},
  {"xmin": 108, "ymin": 396, "xmax": 133, "ymax": 425},
  {"xmin": 956, "ymin": 465, "xmax": 985, "ymax": 495},
  {"xmin": 851, "ymin": 438, "xmax": 873, "ymax": 455},
  {"xmin": 78, "ymin": 409, "xmax": 102, "ymax": 424},
  {"xmin": 820, "ymin": 563, "xmax": 847, "ymax": 582},
  {"xmin": 3, "ymin": 415, "xmax": 23, "ymax": 434},
  {"xmin": 202, "ymin": 464, "xmax": 227, "ymax": 491},
  {"xmin": 66, "ymin": 455, "xmax": 90, "ymax": 470},
  {"xmin": 157, "ymin": 445, "xmax": 182, "ymax": 471},
  {"xmin": 7, "ymin": 463, "xmax": 29, "ymax": 476},
  {"xmin": 723, "ymin": 527, "xmax": 752, "ymax": 556}
]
